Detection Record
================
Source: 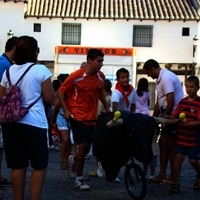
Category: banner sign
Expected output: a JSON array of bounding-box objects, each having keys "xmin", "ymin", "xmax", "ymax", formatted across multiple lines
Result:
[{"xmin": 55, "ymin": 46, "xmax": 133, "ymax": 56}]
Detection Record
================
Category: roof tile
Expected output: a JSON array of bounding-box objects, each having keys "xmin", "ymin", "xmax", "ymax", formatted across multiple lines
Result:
[{"xmin": 2, "ymin": 0, "xmax": 200, "ymax": 20}]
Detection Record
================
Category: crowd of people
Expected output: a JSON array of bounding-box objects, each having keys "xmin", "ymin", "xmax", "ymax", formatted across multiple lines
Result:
[{"xmin": 0, "ymin": 35, "xmax": 200, "ymax": 199}]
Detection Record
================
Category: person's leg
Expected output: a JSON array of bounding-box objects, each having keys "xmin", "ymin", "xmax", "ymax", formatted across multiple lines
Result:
[
  {"xmin": 69, "ymin": 130, "xmax": 77, "ymax": 155},
  {"xmin": 0, "ymin": 125, "xmax": 11, "ymax": 188},
  {"xmin": 69, "ymin": 120, "xmax": 93, "ymax": 190},
  {"xmin": 190, "ymin": 159, "xmax": 200, "ymax": 190},
  {"xmin": 148, "ymin": 156, "xmax": 157, "ymax": 180},
  {"xmin": 188, "ymin": 145, "xmax": 200, "ymax": 190},
  {"xmin": 155, "ymin": 134, "xmax": 169, "ymax": 182},
  {"xmin": 143, "ymin": 164, "xmax": 148, "ymax": 176},
  {"xmin": 150, "ymin": 167, "xmax": 155, "ymax": 176},
  {"xmin": 171, "ymin": 153, "xmax": 184, "ymax": 193},
  {"xmin": 11, "ymin": 168, "xmax": 27, "ymax": 200},
  {"xmin": 167, "ymin": 137, "xmax": 176, "ymax": 181},
  {"xmin": 0, "ymin": 148, "xmax": 3, "ymax": 180},
  {"xmin": 27, "ymin": 125, "xmax": 49, "ymax": 198},
  {"xmin": 173, "ymin": 154, "xmax": 184, "ymax": 184},
  {"xmin": 30, "ymin": 168, "xmax": 47, "ymax": 200},
  {"xmin": 74, "ymin": 143, "xmax": 88, "ymax": 177},
  {"xmin": 59, "ymin": 129, "xmax": 70, "ymax": 170},
  {"xmin": 70, "ymin": 144, "xmax": 77, "ymax": 155}
]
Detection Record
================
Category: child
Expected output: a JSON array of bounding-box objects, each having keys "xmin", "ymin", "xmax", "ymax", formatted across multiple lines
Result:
[
  {"xmin": 89, "ymin": 79, "xmax": 112, "ymax": 178},
  {"xmin": 170, "ymin": 75, "xmax": 200, "ymax": 193},
  {"xmin": 111, "ymin": 68, "xmax": 137, "ymax": 112},
  {"xmin": 111, "ymin": 68, "xmax": 137, "ymax": 182},
  {"xmin": 50, "ymin": 101, "xmax": 77, "ymax": 173},
  {"xmin": 135, "ymin": 78, "xmax": 151, "ymax": 115},
  {"xmin": 50, "ymin": 74, "xmax": 77, "ymax": 176},
  {"xmin": 134, "ymin": 78, "xmax": 158, "ymax": 179}
]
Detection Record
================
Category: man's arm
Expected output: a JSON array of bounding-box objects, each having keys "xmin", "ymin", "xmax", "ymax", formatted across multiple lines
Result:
[
  {"xmin": 153, "ymin": 100, "xmax": 160, "ymax": 117},
  {"xmin": 164, "ymin": 92, "xmax": 174, "ymax": 115},
  {"xmin": 99, "ymin": 90, "xmax": 110, "ymax": 113}
]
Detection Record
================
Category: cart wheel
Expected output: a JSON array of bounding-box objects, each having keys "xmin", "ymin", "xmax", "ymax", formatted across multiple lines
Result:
[{"xmin": 124, "ymin": 163, "xmax": 147, "ymax": 200}]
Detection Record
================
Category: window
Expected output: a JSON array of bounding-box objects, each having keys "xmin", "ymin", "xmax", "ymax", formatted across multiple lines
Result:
[
  {"xmin": 182, "ymin": 27, "xmax": 190, "ymax": 36},
  {"xmin": 62, "ymin": 23, "xmax": 81, "ymax": 45},
  {"xmin": 133, "ymin": 25, "xmax": 153, "ymax": 47},
  {"xmin": 33, "ymin": 23, "xmax": 41, "ymax": 32}
]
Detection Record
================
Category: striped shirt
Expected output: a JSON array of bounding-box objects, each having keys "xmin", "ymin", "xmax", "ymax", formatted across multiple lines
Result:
[{"xmin": 173, "ymin": 97, "xmax": 200, "ymax": 147}]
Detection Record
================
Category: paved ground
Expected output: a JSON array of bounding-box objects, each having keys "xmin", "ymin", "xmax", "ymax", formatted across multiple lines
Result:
[{"xmin": 0, "ymin": 148, "xmax": 200, "ymax": 200}]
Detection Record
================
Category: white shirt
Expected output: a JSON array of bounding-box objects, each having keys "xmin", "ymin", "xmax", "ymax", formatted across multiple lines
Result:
[
  {"xmin": 135, "ymin": 91, "xmax": 151, "ymax": 115},
  {"xmin": 1, "ymin": 62, "xmax": 52, "ymax": 128},
  {"xmin": 156, "ymin": 68, "xmax": 184, "ymax": 112},
  {"xmin": 111, "ymin": 88, "xmax": 137, "ymax": 111}
]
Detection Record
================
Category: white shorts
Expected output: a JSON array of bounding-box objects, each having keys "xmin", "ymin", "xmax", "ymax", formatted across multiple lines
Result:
[{"xmin": 57, "ymin": 125, "xmax": 74, "ymax": 144}]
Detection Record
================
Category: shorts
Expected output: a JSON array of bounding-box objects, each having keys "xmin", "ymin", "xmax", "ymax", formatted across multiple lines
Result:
[
  {"xmin": 56, "ymin": 109, "xmax": 69, "ymax": 130},
  {"xmin": 56, "ymin": 110, "xmax": 74, "ymax": 144},
  {"xmin": 161, "ymin": 124, "xmax": 177, "ymax": 138},
  {"xmin": 2, "ymin": 123, "xmax": 49, "ymax": 170},
  {"xmin": 144, "ymin": 156, "xmax": 157, "ymax": 168},
  {"xmin": 175, "ymin": 144, "xmax": 200, "ymax": 160},
  {"xmin": 70, "ymin": 118, "xmax": 95, "ymax": 151}
]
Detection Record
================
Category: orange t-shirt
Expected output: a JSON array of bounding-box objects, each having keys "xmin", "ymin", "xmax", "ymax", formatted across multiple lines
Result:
[{"xmin": 59, "ymin": 68, "xmax": 105, "ymax": 124}]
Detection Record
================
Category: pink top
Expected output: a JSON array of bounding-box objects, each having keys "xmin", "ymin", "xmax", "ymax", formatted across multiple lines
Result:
[{"xmin": 135, "ymin": 91, "xmax": 151, "ymax": 115}]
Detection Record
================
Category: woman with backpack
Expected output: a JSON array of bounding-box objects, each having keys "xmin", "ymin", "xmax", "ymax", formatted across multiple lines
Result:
[{"xmin": 0, "ymin": 36, "xmax": 56, "ymax": 200}]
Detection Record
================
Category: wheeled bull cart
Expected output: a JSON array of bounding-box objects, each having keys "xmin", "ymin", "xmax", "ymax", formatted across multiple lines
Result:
[{"xmin": 93, "ymin": 110, "xmax": 179, "ymax": 200}]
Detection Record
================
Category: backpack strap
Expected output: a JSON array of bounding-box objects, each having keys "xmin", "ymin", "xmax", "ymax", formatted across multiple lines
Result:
[
  {"xmin": 6, "ymin": 63, "xmax": 41, "ymax": 109},
  {"xmin": 6, "ymin": 63, "xmax": 36, "ymax": 86},
  {"xmin": 27, "ymin": 94, "xmax": 42, "ymax": 109}
]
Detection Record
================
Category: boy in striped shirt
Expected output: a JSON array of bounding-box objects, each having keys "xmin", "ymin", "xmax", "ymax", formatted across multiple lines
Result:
[{"xmin": 171, "ymin": 75, "xmax": 200, "ymax": 193}]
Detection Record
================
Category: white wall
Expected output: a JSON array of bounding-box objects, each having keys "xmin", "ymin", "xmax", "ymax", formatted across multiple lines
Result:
[
  {"xmin": 0, "ymin": 2, "xmax": 199, "ymax": 65},
  {"xmin": 0, "ymin": 3, "xmax": 25, "ymax": 53}
]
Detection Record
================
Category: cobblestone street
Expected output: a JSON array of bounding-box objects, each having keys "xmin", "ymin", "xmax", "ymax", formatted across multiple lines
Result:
[{"xmin": 1, "ymin": 149, "xmax": 200, "ymax": 200}]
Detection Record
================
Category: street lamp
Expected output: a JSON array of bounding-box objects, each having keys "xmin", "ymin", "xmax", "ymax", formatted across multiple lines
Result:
[
  {"xmin": 193, "ymin": 35, "xmax": 198, "ymax": 57},
  {"xmin": 7, "ymin": 30, "xmax": 14, "ymax": 39}
]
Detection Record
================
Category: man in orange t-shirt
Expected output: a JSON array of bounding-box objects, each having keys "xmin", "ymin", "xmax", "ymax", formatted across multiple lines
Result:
[{"xmin": 58, "ymin": 49, "xmax": 110, "ymax": 191}]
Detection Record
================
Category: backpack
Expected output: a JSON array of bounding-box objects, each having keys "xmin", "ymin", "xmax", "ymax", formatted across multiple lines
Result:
[{"xmin": 0, "ymin": 63, "xmax": 41, "ymax": 124}]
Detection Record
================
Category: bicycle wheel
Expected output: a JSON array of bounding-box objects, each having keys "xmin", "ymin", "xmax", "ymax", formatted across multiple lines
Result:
[{"xmin": 124, "ymin": 163, "xmax": 147, "ymax": 200}]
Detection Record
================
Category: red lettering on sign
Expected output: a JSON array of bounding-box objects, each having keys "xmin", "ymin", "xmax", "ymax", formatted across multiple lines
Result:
[{"xmin": 56, "ymin": 46, "xmax": 133, "ymax": 56}]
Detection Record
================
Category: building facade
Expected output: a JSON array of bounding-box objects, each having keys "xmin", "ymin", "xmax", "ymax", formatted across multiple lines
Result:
[{"xmin": 1, "ymin": 0, "xmax": 200, "ymax": 108}]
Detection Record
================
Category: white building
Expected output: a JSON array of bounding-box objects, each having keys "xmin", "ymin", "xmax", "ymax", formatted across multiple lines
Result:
[{"xmin": 1, "ymin": 0, "xmax": 200, "ymax": 108}]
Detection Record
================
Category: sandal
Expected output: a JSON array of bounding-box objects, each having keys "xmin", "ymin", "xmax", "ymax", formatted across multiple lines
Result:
[
  {"xmin": 193, "ymin": 179, "xmax": 200, "ymax": 190},
  {"xmin": 171, "ymin": 183, "xmax": 180, "ymax": 193}
]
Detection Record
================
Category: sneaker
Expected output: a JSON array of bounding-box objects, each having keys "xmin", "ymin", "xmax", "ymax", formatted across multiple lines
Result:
[
  {"xmin": 113, "ymin": 177, "xmax": 120, "ymax": 183},
  {"xmin": 67, "ymin": 155, "xmax": 76, "ymax": 179},
  {"xmin": 74, "ymin": 179, "xmax": 90, "ymax": 191},
  {"xmin": 148, "ymin": 175, "xmax": 154, "ymax": 180},
  {"xmin": 97, "ymin": 162, "xmax": 103, "ymax": 178}
]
